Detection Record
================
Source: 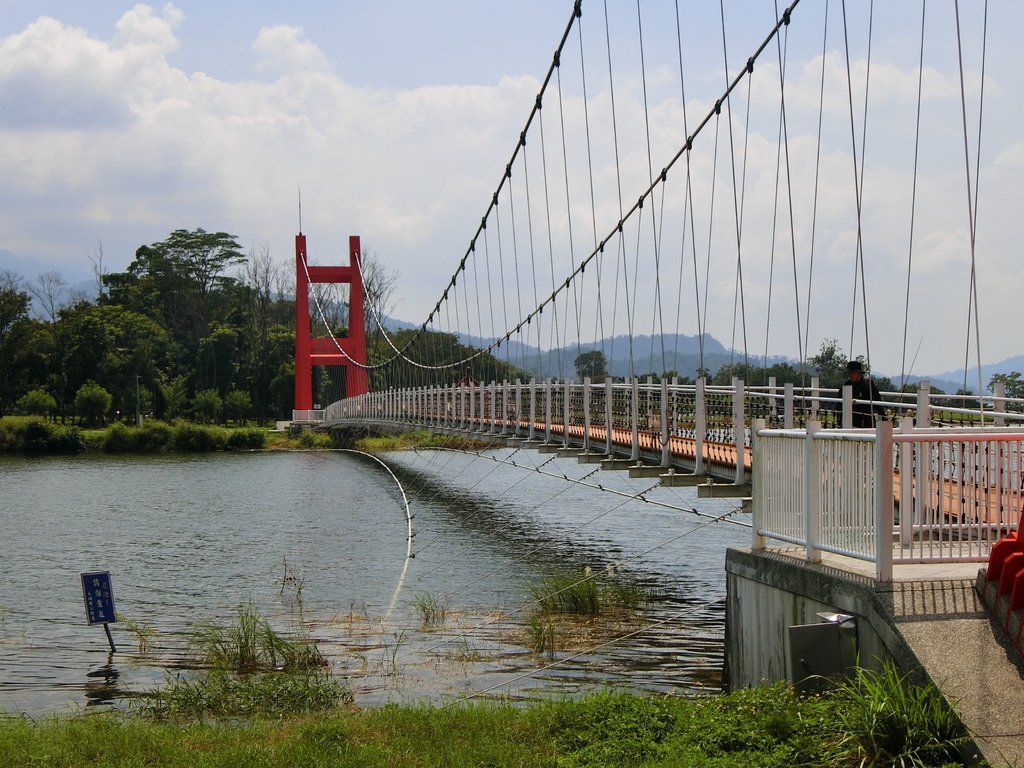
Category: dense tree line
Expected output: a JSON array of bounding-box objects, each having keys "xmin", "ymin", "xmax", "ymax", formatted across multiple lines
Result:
[{"xmin": 0, "ymin": 228, "xmax": 527, "ymax": 425}]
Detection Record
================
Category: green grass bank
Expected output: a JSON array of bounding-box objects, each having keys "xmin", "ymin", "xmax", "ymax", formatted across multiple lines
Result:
[{"xmin": 0, "ymin": 677, "xmax": 980, "ymax": 768}]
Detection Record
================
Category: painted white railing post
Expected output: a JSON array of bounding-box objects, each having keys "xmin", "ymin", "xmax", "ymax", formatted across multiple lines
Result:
[
  {"xmin": 695, "ymin": 377, "xmax": 707, "ymax": 475},
  {"xmin": 661, "ymin": 378, "xmax": 670, "ymax": 467},
  {"xmin": 733, "ymin": 378, "xmax": 746, "ymax": 485},
  {"xmin": 478, "ymin": 381, "xmax": 486, "ymax": 431},
  {"xmin": 768, "ymin": 376, "xmax": 778, "ymax": 423},
  {"xmin": 630, "ymin": 377, "xmax": 640, "ymax": 462},
  {"xmin": 811, "ymin": 376, "xmax": 820, "ymax": 416},
  {"xmin": 842, "ymin": 384, "xmax": 854, "ymax": 428},
  {"xmin": 751, "ymin": 418, "xmax": 766, "ymax": 549},
  {"xmin": 898, "ymin": 416, "xmax": 915, "ymax": 546},
  {"xmin": 514, "ymin": 379, "xmax": 522, "ymax": 436},
  {"xmin": 646, "ymin": 376, "xmax": 654, "ymax": 434},
  {"xmin": 916, "ymin": 380, "xmax": 931, "ymax": 428},
  {"xmin": 461, "ymin": 382, "xmax": 468, "ymax": 430},
  {"xmin": 528, "ymin": 378, "xmax": 537, "ymax": 442},
  {"xmin": 563, "ymin": 380, "xmax": 571, "ymax": 447},
  {"xmin": 874, "ymin": 419, "xmax": 895, "ymax": 582},
  {"xmin": 489, "ymin": 381, "xmax": 497, "ymax": 434},
  {"xmin": 804, "ymin": 420, "xmax": 822, "ymax": 563},
  {"xmin": 583, "ymin": 377, "xmax": 592, "ymax": 452},
  {"xmin": 605, "ymin": 377, "xmax": 614, "ymax": 455},
  {"xmin": 784, "ymin": 383, "xmax": 794, "ymax": 428},
  {"xmin": 993, "ymin": 381, "xmax": 1006, "ymax": 426},
  {"xmin": 544, "ymin": 379, "xmax": 553, "ymax": 444}
]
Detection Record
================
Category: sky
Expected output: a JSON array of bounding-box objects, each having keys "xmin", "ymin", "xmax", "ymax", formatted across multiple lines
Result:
[{"xmin": 0, "ymin": 1, "xmax": 1021, "ymax": 381}]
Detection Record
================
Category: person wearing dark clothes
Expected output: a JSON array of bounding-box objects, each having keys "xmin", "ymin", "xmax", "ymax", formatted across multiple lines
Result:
[{"xmin": 843, "ymin": 360, "xmax": 883, "ymax": 428}]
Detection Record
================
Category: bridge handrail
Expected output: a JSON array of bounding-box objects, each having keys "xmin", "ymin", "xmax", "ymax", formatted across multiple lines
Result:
[{"xmin": 752, "ymin": 418, "xmax": 1023, "ymax": 581}]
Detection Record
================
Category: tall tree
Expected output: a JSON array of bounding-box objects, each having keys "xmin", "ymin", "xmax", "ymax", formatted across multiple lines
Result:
[{"xmin": 0, "ymin": 272, "xmax": 36, "ymax": 413}]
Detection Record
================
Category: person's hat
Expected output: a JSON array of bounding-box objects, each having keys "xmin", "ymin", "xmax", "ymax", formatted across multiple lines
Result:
[{"xmin": 847, "ymin": 360, "xmax": 864, "ymax": 373}]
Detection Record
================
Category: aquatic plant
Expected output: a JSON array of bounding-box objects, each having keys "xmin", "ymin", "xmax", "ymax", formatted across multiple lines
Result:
[
  {"xmin": 187, "ymin": 599, "xmax": 325, "ymax": 673},
  {"xmin": 114, "ymin": 613, "xmax": 156, "ymax": 656},
  {"xmin": 527, "ymin": 616, "xmax": 557, "ymax": 658},
  {"xmin": 530, "ymin": 567, "xmax": 648, "ymax": 617},
  {"xmin": 529, "ymin": 570, "xmax": 602, "ymax": 616},
  {"xmin": 276, "ymin": 557, "xmax": 305, "ymax": 601},
  {"xmin": 410, "ymin": 593, "xmax": 447, "ymax": 626}
]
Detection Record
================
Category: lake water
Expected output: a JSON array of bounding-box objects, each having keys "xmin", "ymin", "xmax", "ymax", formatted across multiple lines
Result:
[{"xmin": 0, "ymin": 448, "xmax": 750, "ymax": 716}]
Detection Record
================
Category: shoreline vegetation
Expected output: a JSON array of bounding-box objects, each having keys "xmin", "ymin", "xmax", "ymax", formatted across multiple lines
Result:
[
  {"xmin": 1, "ymin": 598, "xmax": 982, "ymax": 767},
  {"xmin": 0, "ymin": 417, "xmax": 490, "ymax": 455},
  {"xmin": 0, "ymin": 671, "xmax": 978, "ymax": 768}
]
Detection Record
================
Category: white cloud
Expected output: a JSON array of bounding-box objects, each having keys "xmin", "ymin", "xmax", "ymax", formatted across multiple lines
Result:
[
  {"xmin": 253, "ymin": 25, "xmax": 329, "ymax": 76},
  {"xmin": 0, "ymin": 2, "xmax": 1021, "ymax": 377}
]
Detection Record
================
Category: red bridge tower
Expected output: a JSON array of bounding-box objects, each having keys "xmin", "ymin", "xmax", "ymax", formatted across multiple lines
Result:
[{"xmin": 294, "ymin": 233, "xmax": 369, "ymax": 411}]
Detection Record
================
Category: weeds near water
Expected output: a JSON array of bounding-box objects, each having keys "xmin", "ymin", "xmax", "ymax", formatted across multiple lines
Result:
[
  {"xmin": 138, "ymin": 600, "xmax": 345, "ymax": 720},
  {"xmin": 529, "ymin": 569, "xmax": 602, "ymax": 615},
  {"xmin": 141, "ymin": 669, "xmax": 350, "ymax": 720},
  {"xmin": 410, "ymin": 593, "xmax": 447, "ymax": 627},
  {"xmin": 527, "ymin": 617, "xmax": 557, "ymax": 659},
  {"xmin": 187, "ymin": 598, "xmax": 325, "ymax": 673},
  {"xmin": 276, "ymin": 556, "xmax": 305, "ymax": 602},
  {"xmin": 381, "ymin": 630, "xmax": 408, "ymax": 675},
  {"xmin": 830, "ymin": 661, "xmax": 970, "ymax": 767},
  {"xmin": 115, "ymin": 613, "xmax": 156, "ymax": 655}
]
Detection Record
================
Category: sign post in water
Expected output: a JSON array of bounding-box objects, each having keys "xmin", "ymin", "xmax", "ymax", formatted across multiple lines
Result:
[{"xmin": 80, "ymin": 571, "xmax": 117, "ymax": 653}]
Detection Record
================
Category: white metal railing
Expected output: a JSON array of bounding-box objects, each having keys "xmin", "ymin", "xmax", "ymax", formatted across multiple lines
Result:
[
  {"xmin": 752, "ymin": 418, "xmax": 1023, "ymax": 580},
  {"xmin": 315, "ymin": 378, "xmax": 1024, "ymax": 484}
]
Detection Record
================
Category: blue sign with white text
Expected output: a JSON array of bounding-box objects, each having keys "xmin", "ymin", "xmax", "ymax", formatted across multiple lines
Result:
[{"xmin": 81, "ymin": 571, "xmax": 116, "ymax": 625}]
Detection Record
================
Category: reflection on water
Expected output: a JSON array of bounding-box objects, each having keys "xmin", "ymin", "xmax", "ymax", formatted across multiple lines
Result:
[
  {"xmin": 0, "ymin": 449, "xmax": 749, "ymax": 715},
  {"xmin": 84, "ymin": 656, "xmax": 120, "ymax": 708}
]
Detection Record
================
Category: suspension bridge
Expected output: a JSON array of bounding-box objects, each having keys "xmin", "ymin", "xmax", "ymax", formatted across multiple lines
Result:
[{"xmin": 287, "ymin": 2, "xmax": 1023, "ymax": 760}]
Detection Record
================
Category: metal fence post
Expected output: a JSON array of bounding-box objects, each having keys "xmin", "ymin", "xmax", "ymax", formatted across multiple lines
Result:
[
  {"xmin": 661, "ymin": 377, "xmax": 670, "ymax": 467},
  {"xmin": 563, "ymin": 380, "xmax": 571, "ymax": 447},
  {"xmin": 804, "ymin": 420, "xmax": 821, "ymax": 563},
  {"xmin": 544, "ymin": 379, "xmax": 552, "ymax": 444},
  {"xmin": 899, "ymin": 416, "xmax": 914, "ymax": 548},
  {"xmin": 528, "ymin": 378, "xmax": 536, "ymax": 441},
  {"xmin": 752, "ymin": 418, "xmax": 766, "ymax": 549},
  {"xmin": 874, "ymin": 419, "xmax": 894, "ymax": 581},
  {"xmin": 630, "ymin": 377, "xmax": 640, "ymax": 462},
  {"xmin": 605, "ymin": 377, "xmax": 614, "ymax": 455},
  {"xmin": 583, "ymin": 377, "xmax": 592, "ymax": 453},
  {"xmin": 916, "ymin": 380, "xmax": 931, "ymax": 428},
  {"xmin": 733, "ymin": 378, "xmax": 746, "ymax": 485},
  {"xmin": 695, "ymin": 377, "xmax": 707, "ymax": 475}
]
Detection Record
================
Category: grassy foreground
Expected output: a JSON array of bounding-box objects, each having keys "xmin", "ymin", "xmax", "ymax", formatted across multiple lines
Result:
[{"xmin": 0, "ymin": 680, "xmax": 978, "ymax": 768}]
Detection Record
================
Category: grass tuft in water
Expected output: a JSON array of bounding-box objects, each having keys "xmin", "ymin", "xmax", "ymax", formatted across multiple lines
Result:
[
  {"xmin": 410, "ymin": 593, "xmax": 447, "ymax": 626},
  {"xmin": 527, "ymin": 616, "xmax": 557, "ymax": 658},
  {"xmin": 115, "ymin": 613, "xmax": 156, "ymax": 656},
  {"xmin": 136, "ymin": 600, "xmax": 346, "ymax": 721},
  {"xmin": 529, "ymin": 567, "xmax": 647, "ymax": 617},
  {"xmin": 188, "ymin": 598, "xmax": 325, "ymax": 673}
]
